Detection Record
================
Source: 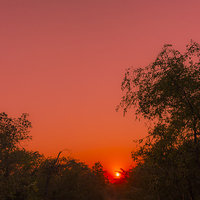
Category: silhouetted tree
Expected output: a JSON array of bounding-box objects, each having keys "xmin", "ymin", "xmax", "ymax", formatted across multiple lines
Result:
[
  {"xmin": 0, "ymin": 112, "xmax": 42, "ymax": 200},
  {"xmin": 92, "ymin": 161, "xmax": 109, "ymax": 185},
  {"xmin": 37, "ymin": 157, "xmax": 107, "ymax": 200},
  {"xmin": 118, "ymin": 41, "xmax": 200, "ymax": 199}
]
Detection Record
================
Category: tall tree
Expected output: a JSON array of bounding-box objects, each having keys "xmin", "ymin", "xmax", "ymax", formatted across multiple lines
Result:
[
  {"xmin": 118, "ymin": 41, "xmax": 200, "ymax": 199},
  {"xmin": 0, "ymin": 112, "xmax": 42, "ymax": 200},
  {"xmin": 0, "ymin": 112, "xmax": 32, "ymax": 178}
]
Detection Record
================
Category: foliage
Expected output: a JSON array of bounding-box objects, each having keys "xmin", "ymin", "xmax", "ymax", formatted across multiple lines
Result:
[
  {"xmin": 0, "ymin": 112, "xmax": 32, "ymax": 153},
  {"xmin": 0, "ymin": 149, "xmax": 42, "ymax": 200},
  {"xmin": 92, "ymin": 161, "xmax": 109, "ymax": 185},
  {"xmin": 118, "ymin": 41, "xmax": 200, "ymax": 199},
  {"xmin": 0, "ymin": 112, "xmax": 42, "ymax": 200},
  {"xmin": 36, "ymin": 157, "xmax": 106, "ymax": 200}
]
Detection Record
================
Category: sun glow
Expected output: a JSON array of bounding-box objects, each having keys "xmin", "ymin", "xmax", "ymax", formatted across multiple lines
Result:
[{"xmin": 116, "ymin": 172, "xmax": 120, "ymax": 177}]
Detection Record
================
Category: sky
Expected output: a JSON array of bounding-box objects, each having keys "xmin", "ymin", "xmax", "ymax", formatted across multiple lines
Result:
[{"xmin": 1, "ymin": 0, "xmax": 200, "ymax": 177}]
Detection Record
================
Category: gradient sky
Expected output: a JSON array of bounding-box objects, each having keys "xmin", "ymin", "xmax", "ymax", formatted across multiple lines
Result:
[{"xmin": 1, "ymin": 0, "xmax": 200, "ymax": 176}]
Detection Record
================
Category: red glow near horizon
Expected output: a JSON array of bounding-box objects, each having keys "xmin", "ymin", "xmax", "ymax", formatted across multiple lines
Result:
[{"xmin": 1, "ymin": 0, "xmax": 200, "ymax": 176}]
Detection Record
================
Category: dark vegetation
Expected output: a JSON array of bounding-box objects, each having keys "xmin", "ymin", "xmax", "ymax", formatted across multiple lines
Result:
[
  {"xmin": 0, "ymin": 112, "xmax": 110, "ymax": 200},
  {"xmin": 0, "ymin": 41, "xmax": 199, "ymax": 200},
  {"xmin": 117, "ymin": 40, "xmax": 200, "ymax": 200}
]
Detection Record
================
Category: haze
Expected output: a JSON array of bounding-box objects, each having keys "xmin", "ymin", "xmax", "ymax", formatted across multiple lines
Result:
[{"xmin": 1, "ymin": 0, "xmax": 200, "ymax": 176}]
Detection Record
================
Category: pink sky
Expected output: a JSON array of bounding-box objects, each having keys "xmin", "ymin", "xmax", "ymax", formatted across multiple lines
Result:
[{"xmin": 1, "ymin": 0, "xmax": 200, "ymax": 176}]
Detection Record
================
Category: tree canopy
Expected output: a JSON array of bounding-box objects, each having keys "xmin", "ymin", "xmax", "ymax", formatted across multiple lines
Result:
[{"xmin": 118, "ymin": 40, "xmax": 200, "ymax": 199}]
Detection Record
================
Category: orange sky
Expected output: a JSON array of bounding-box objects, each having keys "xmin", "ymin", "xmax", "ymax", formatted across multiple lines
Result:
[{"xmin": 1, "ymin": 0, "xmax": 200, "ymax": 176}]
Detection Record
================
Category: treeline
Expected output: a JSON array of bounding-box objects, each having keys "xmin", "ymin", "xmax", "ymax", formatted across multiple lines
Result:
[{"xmin": 0, "ymin": 112, "xmax": 108, "ymax": 200}]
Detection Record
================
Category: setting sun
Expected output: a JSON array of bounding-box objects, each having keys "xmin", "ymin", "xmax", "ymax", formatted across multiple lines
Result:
[{"xmin": 116, "ymin": 172, "xmax": 120, "ymax": 177}]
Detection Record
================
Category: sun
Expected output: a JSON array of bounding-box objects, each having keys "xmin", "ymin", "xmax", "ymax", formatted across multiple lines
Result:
[{"xmin": 116, "ymin": 172, "xmax": 120, "ymax": 177}]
